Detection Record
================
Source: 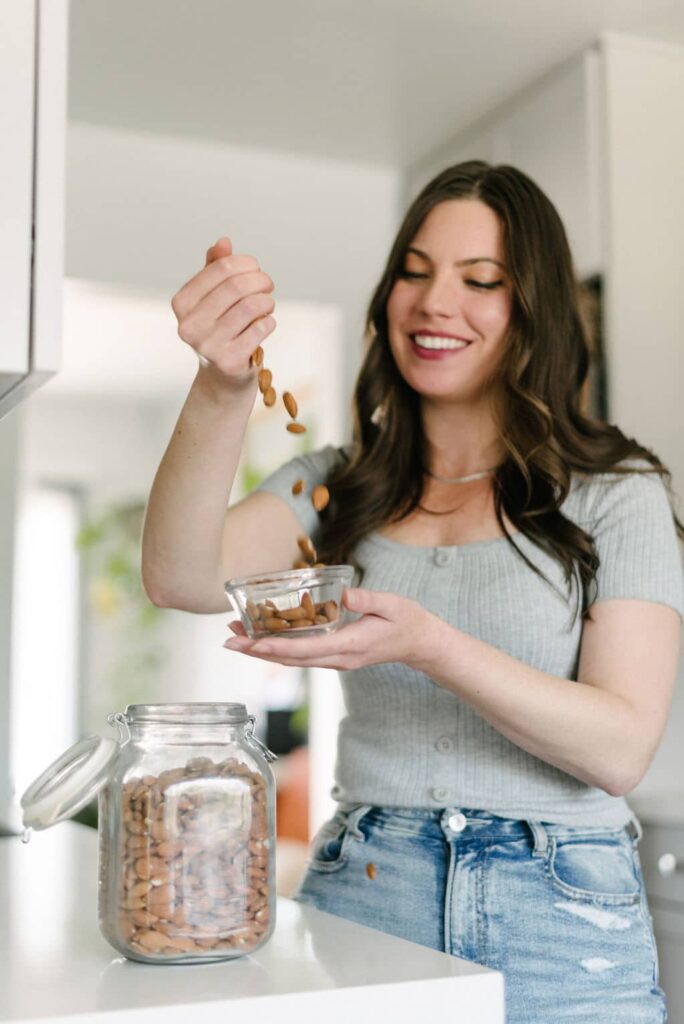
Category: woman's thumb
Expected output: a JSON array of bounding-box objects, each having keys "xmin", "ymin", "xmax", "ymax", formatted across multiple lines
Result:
[
  {"xmin": 206, "ymin": 236, "xmax": 233, "ymax": 265},
  {"xmin": 344, "ymin": 588, "xmax": 389, "ymax": 615}
]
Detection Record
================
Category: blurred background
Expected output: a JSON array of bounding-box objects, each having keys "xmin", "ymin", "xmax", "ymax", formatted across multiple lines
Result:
[{"xmin": 1, "ymin": 0, "xmax": 683, "ymax": 912}]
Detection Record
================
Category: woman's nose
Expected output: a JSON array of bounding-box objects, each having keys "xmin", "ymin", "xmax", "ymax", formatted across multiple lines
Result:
[{"xmin": 419, "ymin": 275, "xmax": 460, "ymax": 318}]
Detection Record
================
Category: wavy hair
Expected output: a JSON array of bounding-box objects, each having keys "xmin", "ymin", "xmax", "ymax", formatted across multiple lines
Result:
[{"xmin": 317, "ymin": 161, "xmax": 682, "ymax": 613}]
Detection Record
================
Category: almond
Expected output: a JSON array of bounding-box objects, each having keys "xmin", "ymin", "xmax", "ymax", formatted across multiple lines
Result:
[
  {"xmin": 257, "ymin": 368, "xmax": 272, "ymax": 393},
  {"xmin": 311, "ymin": 484, "xmax": 329, "ymax": 511},
  {"xmin": 282, "ymin": 392, "xmax": 298, "ymax": 418},
  {"xmin": 263, "ymin": 617, "xmax": 290, "ymax": 632},
  {"xmin": 251, "ymin": 346, "xmax": 264, "ymax": 367},
  {"xmin": 263, "ymin": 387, "xmax": 276, "ymax": 407},
  {"xmin": 297, "ymin": 536, "xmax": 317, "ymax": 562},
  {"xmin": 286, "ymin": 422, "xmax": 306, "ymax": 433},
  {"xmin": 291, "ymin": 478, "xmax": 305, "ymax": 496}
]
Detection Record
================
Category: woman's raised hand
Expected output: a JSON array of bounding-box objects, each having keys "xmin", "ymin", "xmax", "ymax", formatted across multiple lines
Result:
[{"xmin": 171, "ymin": 236, "xmax": 276, "ymax": 391}]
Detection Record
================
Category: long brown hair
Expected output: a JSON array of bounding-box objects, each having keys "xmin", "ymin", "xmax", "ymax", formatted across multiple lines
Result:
[{"xmin": 318, "ymin": 161, "xmax": 682, "ymax": 613}]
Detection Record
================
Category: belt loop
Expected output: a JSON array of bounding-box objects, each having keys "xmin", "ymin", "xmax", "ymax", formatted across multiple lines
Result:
[
  {"xmin": 527, "ymin": 820, "xmax": 549, "ymax": 856},
  {"xmin": 346, "ymin": 803, "xmax": 372, "ymax": 840},
  {"xmin": 626, "ymin": 815, "xmax": 643, "ymax": 846}
]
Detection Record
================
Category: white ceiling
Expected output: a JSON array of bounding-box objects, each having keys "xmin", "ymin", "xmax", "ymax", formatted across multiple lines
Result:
[{"xmin": 68, "ymin": 0, "xmax": 684, "ymax": 167}]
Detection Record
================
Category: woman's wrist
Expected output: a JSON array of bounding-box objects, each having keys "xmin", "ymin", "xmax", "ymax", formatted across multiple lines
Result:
[
  {"xmin": 190, "ymin": 363, "xmax": 258, "ymax": 411},
  {"xmin": 406, "ymin": 610, "xmax": 455, "ymax": 678}
]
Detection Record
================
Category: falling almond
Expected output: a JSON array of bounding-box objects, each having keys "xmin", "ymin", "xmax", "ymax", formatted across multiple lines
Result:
[
  {"xmin": 263, "ymin": 387, "xmax": 276, "ymax": 407},
  {"xmin": 283, "ymin": 392, "xmax": 298, "ymax": 419},
  {"xmin": 297, "ymin": 536, "xmax": 317, "ymax": 562},
  {"xmin": 311, "ymin": 484, "xmax": 330, "ymax": 511},
  {"xmin": 257, "ymin": 368, "xmax": 272, "ymax": 393},
  {"xmin": 366, "ymin": 863, "xmax": 377, "ymax": 880},
  {"xmin": 251, "ymin": 346, "xmax": 264, "ymax": 367},
  {"xmin": 286, "ymin": 422, "xmax": 306, "ymax": 433},
  {"xmin": 292, "ymin": 478, "xmax": 305, "ymax": 496}
]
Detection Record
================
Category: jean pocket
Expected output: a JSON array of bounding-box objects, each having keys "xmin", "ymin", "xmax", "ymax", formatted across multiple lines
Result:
[
  {"xmin": 546, "ymin": 833, "xmax": 641, "ymax": 906},
  {"xmin": 308, "ymin": 804, "xmax": 371, "ymax": 874}
]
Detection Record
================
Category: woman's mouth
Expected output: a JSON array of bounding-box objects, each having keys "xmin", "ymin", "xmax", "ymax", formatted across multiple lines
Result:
[{"xmin": 410, "ymin": 334, "xmax": 472, "ymax": 360}]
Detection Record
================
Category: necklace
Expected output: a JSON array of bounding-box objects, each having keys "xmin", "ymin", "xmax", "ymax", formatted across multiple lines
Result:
[{"xmin": 424, "ymin": 466, "xmax": 497, "ymax": 485}]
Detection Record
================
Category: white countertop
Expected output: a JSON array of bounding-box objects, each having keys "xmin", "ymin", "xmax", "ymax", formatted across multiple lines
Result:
[{"xmin": 0, "ymin": 823, "xmax": 504, "ymax": 1024}]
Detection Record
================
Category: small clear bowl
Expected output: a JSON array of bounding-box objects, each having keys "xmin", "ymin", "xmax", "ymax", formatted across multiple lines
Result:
[{"xmin": 225, "ymin": 565, "xmax": 354, "ymax": 639}]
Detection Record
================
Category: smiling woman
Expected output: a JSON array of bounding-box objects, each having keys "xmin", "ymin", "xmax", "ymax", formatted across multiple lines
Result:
[{"xmin": 142, "ymin": 160, "xmax": 682, "ymax": 1024}]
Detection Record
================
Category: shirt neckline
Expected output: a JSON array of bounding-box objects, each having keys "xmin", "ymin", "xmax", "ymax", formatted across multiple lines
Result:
[{"xmin": 364, "ymin": 529, "xmax": 524, "ymax": 556}]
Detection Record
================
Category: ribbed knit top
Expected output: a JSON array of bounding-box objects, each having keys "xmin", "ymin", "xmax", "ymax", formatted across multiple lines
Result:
[{"xmin": 256, "ymin": 446, "xmax": 683, "ymax": 827}]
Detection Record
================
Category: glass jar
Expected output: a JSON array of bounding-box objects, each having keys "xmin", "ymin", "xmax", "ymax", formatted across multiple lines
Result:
[{"xmin": 21, "ymin": 702, "xmax": 277, "ymax": 964}]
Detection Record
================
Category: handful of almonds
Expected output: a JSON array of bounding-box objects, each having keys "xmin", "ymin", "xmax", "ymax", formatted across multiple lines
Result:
[
  {"xmin": 245, "ymin": 593, "xmax": 339, "ymax": 635},
  {"xmin": 102, "ymin": 756, "xmax": 271, "ymax": 962}
]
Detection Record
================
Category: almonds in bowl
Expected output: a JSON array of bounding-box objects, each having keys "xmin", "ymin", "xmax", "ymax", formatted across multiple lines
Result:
[{"xmin": 225, "ymin": 565, "xmax": 354, "ymax": 639}]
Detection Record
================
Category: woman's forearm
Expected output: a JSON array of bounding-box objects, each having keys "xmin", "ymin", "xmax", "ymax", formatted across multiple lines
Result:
[
  {"xmin": 141, "ymin": 369, "xmax": 256, "ymax": 612},
  {"xmin": 415, "ymin": 619, "xmax": 644, "ymax": 797}
]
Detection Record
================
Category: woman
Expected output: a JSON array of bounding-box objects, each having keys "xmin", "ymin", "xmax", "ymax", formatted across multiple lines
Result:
[{"xmin": 142, "ymin": 162, "xmax": 683, "ymax": 1022}]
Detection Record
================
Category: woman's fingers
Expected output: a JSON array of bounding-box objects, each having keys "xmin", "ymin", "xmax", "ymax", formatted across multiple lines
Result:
[
  {"xmin": 172, "ymin": 256, "xmax": 264, "ymax": 322},
  {"xmin": 198, "ymin": 270, "xmax": 274, "ymax": 326}
]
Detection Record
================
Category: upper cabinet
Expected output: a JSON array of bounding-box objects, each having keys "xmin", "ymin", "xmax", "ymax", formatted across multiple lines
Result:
[{"xmin": 0, "ymin": 0, "xmax": 68, "ymax": 419}]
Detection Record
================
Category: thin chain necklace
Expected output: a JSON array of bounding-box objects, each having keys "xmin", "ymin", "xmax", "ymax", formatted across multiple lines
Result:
[
  {"xmin": 418, "ymin": 465, "xmax": 497, "ymax": 516},
  {"xmin": 424, "ymin": 466, "xmax": 497, "ymax": 484}
]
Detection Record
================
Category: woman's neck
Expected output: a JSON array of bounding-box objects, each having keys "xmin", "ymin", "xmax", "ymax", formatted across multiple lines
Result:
[{"xmin": 420, "ymin": 395, "xmax": 504, "ymax": 479}]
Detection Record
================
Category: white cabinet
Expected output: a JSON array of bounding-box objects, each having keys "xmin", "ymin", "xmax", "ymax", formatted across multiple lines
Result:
[{"xmin": 0, "ymin": 0, "xmax": 68, "ymax": 418}]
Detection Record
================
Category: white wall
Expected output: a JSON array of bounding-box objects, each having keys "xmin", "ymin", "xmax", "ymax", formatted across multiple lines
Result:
[
  {"xmin": 602, "ymin": 35, "xmax": 684, "ymax": 496},
  {"xmin": 601, "ymin": 35, "xmax": 684, "ymax": 797},
  {"xmin": 65, "ymin": 121, "xmax": 402, "ymax": 408},
  {"xmin": 405, "ymin": 51, "xmax": 604, "ymax": 278}
]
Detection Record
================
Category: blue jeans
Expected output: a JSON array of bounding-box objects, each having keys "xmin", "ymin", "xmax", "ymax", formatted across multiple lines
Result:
[{"xmin": 294, "ymin": 806, "xmax": 665, "ymax": 1023}]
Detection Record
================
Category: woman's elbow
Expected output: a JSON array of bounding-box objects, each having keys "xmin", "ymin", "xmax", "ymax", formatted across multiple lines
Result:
[{"xmin": 600, "ymin": 756, "xmax": 651, "ymax": 798}]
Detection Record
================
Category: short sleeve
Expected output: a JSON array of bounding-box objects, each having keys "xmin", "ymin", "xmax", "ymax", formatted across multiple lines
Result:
[
  {"xmin": 253, "ymin": 444, "xmax": 351, "ymax": 544},
  {"xmin": 585, "ymin": 470, "xmax": 683, "ymax": 617}
]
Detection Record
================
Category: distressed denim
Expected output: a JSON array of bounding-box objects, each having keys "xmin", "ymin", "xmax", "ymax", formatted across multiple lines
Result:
[{"xmin": 295, "ymin": 806, "xmax": 665, "ymax": 1023}]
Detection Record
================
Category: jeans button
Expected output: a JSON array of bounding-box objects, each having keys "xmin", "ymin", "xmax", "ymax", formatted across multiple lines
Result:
[{"xmin": 447, "ymin": 812, "xmax": 467, "ymax": 833}]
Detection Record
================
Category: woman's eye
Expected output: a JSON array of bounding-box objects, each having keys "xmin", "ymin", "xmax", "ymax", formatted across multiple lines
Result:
[{"xmin": 467, "ymin": 279, "xmax": 503, "ymax": 290}]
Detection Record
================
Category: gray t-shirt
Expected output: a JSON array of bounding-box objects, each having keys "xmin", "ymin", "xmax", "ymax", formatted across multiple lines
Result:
[{"xmin": 256, "ymin": 445, "xmax": 683, "ymax": 826}]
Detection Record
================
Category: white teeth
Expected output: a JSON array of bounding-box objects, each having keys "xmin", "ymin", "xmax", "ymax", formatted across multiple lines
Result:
[{"xmin": 412, "ymin": 334, "xmax": 469, "ymax": 351}]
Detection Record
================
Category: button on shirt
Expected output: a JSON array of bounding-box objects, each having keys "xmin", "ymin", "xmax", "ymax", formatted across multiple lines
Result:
[
  {"xmin": 435, "ymin": 736, "xmax": 454, "ymax": 754},
  {"xmin": 434, "ymin": 549, "xmax": 451, "ymax": 567}
]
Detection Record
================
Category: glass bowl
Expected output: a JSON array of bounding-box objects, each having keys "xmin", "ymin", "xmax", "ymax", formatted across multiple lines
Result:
[{"xmin": 225, "ymin": 565, "xmax": 355, "ymax": 639}]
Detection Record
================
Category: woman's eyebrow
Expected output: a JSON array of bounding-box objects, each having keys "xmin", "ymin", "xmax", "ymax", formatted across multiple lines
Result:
[{"xmin": 406, "ymin": 246, "xmax": 506, "ymax": 270}]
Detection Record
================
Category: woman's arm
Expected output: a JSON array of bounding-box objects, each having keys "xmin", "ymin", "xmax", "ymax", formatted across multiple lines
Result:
[
  {"xmin": 224, "ymin": 589, "xmax": 681, "ymax": 795},
  {"xmin": 142, "ymin": 237, "xmax": 302, "ymax": 613}
]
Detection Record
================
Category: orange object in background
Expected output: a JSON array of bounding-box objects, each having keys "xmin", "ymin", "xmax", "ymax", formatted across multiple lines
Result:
[{"xmin": 275, "ymin": 745, "xmax": 310, "ymax": 843}]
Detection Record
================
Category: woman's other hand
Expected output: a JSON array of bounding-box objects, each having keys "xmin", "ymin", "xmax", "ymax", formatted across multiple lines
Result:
[
  {"xmin": 171, "ymin": 236, "xmax": 276, "ymax": 393},
  {"xmin": 222, "ymin": 588, "xmax": 444, "ymax": 673}
]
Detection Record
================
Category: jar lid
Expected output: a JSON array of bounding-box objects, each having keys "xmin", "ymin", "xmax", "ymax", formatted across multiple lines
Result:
[{"xmin": 20, "ymin": 735, "xmax": 119, "ymax": 830}]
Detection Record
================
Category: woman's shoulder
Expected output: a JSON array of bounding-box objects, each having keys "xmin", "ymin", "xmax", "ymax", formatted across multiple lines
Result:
[
  {"xmin": 285, "ymin": 442, "xmax": 355, "ymax": 480},
  {"xmin": 565, "ymin": 459, "xmax": 675, "ymax": 532},
  {"xmin": 253, "ymin": 442, "xmax": 354, "ymax": 504}
]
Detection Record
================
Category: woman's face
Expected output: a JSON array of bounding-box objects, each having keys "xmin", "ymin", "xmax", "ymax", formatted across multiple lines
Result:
[{"xmin": 386, "ymin": 199, "xmax": 513, "ymax": 405}]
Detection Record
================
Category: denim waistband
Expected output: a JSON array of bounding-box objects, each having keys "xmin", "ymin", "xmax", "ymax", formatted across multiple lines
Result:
[{"xmin": 342, "ymin": 804, "xmax": 642, "ymax": 853}]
